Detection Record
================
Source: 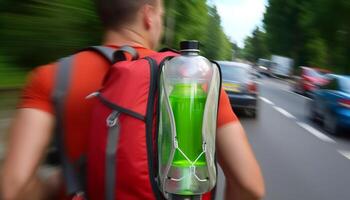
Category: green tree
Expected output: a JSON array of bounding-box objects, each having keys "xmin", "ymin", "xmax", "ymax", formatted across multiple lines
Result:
[
  {"xmin": 163, "ymin": 1, "xmax": 233, "ymax": 60},
  {"xmin": 164, "ymin": 0, "xmax": 209, "ymax": 49},
  {"xmin": 202, "ymin": 6, "xmax": 233, "ymax": 60},
  {"xmin": 0, "ymin": 0, "xmax": 234, "ymax": 72},
  {"xmin": 264, "ymin": 0, "xmax": 306, "ymax": 67},
  {"xmin": 232, "ymin": 42, "xmax": 243, "ymax": 60},
  {"xmin": 242, "ymin": 27, "xmax": 269, "ymax": 62},
  {"xmin": 305, "ymin": 37, "xmax": 328, "ymax": 68},
  {"xmin": 0, "ymin": 0, "xmax": 102, "ymax": 68},
  {"xmin": 264, "ymin": 0, "xmax": 350, "ymax": 74}
]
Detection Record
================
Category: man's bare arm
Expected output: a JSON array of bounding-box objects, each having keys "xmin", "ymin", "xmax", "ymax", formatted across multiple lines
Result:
[
  {"xmin": 217, "ymin": 121, "xmax": 265, "ymax": 200},
  {"xmin": 1, "ymin": 108, "xmax": 54, "ymax": 199}
]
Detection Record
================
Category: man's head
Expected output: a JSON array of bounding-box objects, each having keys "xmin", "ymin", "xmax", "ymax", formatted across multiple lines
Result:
[{"xmin": 95, "ymin": 0, "xmax": 164, "ymax": 49}]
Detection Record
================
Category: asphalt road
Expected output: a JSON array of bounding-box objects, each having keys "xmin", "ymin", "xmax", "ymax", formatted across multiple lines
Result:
[{"xmin": 216, "ymin": 77, "xmax": 350, "ymax": 200}]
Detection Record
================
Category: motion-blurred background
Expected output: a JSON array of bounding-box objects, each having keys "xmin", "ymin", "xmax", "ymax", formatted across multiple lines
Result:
[
  {"xmin": 1, "ymin": 0, "xmax": 350, "ymax": 199},
  {"xmin": 0, "ymin": 0, "xmax": 349, "ymax": 88}
]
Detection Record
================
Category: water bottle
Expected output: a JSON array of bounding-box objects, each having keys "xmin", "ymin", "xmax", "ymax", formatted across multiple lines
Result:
[{"xmin": 158, "ymin": 41, "xmax": 221, "ymax": 199}]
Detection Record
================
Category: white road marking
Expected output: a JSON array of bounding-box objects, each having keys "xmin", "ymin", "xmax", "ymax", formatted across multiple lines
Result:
[
  {"xmin": 338, "ymin": 150, "xmax": 350, "ymax": 160},
  {"xmin": 297, "ymin": 122, "xmax": 336, "ymax": 143},
  {"xmin": 273, "ymin": 106, "xmax": 296, "ymax": 119},
  {"xmin": 285, "ymin": 90, "xmax": 312, "ymax": 100},
  {"xmin": 259, "ymin": 97, "xmax": 274, "ymax": 105}
]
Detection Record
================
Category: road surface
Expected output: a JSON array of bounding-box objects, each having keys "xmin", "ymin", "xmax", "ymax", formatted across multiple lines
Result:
[{"xmin": 216, "ymin": 77, "xmax": 350, "ymax": 200}]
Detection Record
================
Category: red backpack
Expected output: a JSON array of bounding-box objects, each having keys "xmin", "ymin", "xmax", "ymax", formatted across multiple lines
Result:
[{"xmin": 53, "ymin": 46, "xmax": 215, "ymax": 200}]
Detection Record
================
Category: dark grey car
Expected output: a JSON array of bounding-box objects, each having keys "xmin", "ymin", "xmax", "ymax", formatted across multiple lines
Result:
[{"xmin": 218, "ymin": 61, "xmax": 259, "ymax": 118}]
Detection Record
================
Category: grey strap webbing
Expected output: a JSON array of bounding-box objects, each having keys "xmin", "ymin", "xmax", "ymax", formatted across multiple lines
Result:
[
  {"xmin": 79, "ymin": 46, "xmax": 116, "ymax": 63},
  {"xmin": 114, "ymin": 45, "xmax": 139, "ymax": 62},
  {"xmin": 81, "ymin": 45, "xmax": 139, "ymax": 63},
  {"xmin": 105, "ymin": 111, "xmax": 121, "ymax": 200},
  {"xmin": 52, "ymin": 46, "xmax": 117, "ymax": 196},
  {"xmin": 52, "ymin": 56, "xmax": 81, "ymax": 195}
]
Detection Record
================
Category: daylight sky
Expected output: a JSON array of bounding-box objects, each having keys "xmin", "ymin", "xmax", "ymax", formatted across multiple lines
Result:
[{"xmin": 214, "ymin": 0, "xmax": 268, "ymax": 48}]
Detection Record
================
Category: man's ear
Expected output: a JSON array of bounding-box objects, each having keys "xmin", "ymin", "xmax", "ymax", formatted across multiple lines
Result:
[{"xmin": 142, "ymin": 4, "xmax": 154, "ymax": 30}]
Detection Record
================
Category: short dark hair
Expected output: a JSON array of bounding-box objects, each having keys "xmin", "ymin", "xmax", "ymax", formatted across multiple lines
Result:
[{"xmin": 95, "ymin": 0, "xmax": 155, "ymax": 30}]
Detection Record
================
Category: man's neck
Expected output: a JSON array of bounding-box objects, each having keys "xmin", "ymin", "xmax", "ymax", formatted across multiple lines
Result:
[{"xmin": 103, "ymin": 27, "xmax": 151, "ymax": 49}]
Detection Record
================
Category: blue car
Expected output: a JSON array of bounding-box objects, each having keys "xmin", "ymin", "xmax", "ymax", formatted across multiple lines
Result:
[{"xmin": 309, "ymin": 75, "xmax": 350, "ymax": 135}]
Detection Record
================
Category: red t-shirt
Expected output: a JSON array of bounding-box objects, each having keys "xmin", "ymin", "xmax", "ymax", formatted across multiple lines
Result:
[{"xmin": 18, "ymin": 46, "xmax": 238, "ymax": 160}]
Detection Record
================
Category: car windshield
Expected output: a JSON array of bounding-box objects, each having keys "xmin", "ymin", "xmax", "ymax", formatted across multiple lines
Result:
[
  {"xmin": 317, "ymin": 70, "xmax": 329, "ymax": 76},
  {"xmin": 258, "ymin": 59, "xmax": 271, "ymax": 67},
  {"xmin": 339, "ymin": 77, "xmax": 350, "ymax": 93},
  {"xmin": 220, "ymin": 63, "xmax": 250, "ymax": 82},
  {"xmin": 306, "ymin": 68, "xmax": 324, "ymax": 78}
]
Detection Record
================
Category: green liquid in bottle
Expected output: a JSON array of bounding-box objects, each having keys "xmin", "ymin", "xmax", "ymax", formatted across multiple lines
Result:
[{"xmin": 169, "ymin": 83, "xmax": 207, "ymax": 167}]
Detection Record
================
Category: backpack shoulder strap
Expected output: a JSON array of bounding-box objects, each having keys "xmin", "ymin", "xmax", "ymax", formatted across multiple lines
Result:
[
  {"xmin": 51, "ymin": 45, "xmax": 139, "ymax": 196},
  {"xmin": 52, "ymin": 56, "xmax": 82, "ymax": 196},
  {"xmin": 114, "ymin": 45, "xmax": 139, "ymax": 62},
  {"xmin": 79, "ymin": 45, "xmax": 139, "ymax": 63},
  {"xmin": 51, "ymin": 45, "xmax": 125, "ymax": 196},
  {"xmin": 78, "ymin": 46, "xmax": 116, "ymax": 63}
]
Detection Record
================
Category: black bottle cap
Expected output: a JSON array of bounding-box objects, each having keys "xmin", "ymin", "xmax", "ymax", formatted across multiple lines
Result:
[{"xmin": 180, "ymin": 40, "xmax": 200, "ymax": 52}]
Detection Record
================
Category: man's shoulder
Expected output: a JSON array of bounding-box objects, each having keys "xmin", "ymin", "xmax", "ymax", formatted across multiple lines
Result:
[
  {"xmin": 32, "ymin": 49, "xmax": 111, "ymax": 73},
  {"xmin": 29, "ymin": 62, "xmax": 57, "ymax": 81},
  {"xmin": 29, "ymin": 46, "xmax": 159, "ymax": 81}
]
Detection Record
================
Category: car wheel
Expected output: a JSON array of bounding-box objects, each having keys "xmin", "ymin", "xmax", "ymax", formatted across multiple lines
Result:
[
  {"xmin": 251, "ymin": 110, "xmax": 257, "ymax": 118},
  {"xmin": 309, "ymin": 100, "xmax": 317, "ymax": 122},
  {"xmin": 324, "ymin": 110, "xmax": 339, "ymax": 135},
  {"xmin": 292, "ymin": 84, "xmax": 298, "ymax": 93},
  {"xmin": 295, "ymin": 84, "xmax": 302, "ymax": 94},
  {"xmin": 245, "ymin": 109, "xmax": 257, "ymax": 119},
  {"xmin": 302, "ymin": 89, "xmax": 308, "ymax": 97}
]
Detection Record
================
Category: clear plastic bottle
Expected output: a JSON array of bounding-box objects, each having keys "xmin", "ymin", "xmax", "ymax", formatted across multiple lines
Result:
[{"xmin": 158, "ymin": 41, "xmax": 221, "ymax": 198}]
